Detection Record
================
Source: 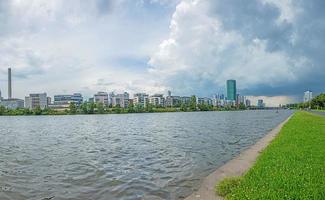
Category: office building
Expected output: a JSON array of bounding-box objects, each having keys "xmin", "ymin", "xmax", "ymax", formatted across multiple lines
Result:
[
  {"xmin": 0, "ymin": 89, "xmax": 2, "ymax": 101},
  {"xmin": 54, "ymin": 93, "xmax": 83, "ymax": 106},
  {"xmin": 303, "ymin": 90, "xmax": 313, "ymax": 103},
  {"xmin": 133, "ymin": 93, "xmax": 149, "ymax": 108},
  {"xmin": 0, "ymin": 99, "xmax": 24, "ymax": 109},
  {"xmin": 227, "ymin": 80, "xmax": 237, "ymax": 101},
  {"xmin": 94, "ymin": 92, "xmax": 109, "ymax": 106},
  {"xmin": 25, "ymin": 93, "xmax": 48, "ymax": 109}
]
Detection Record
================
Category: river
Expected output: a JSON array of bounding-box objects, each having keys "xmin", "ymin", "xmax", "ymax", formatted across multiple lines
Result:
[{"xmin": 0, "ymin": 110, "xmax": 293, "ymax": 200}]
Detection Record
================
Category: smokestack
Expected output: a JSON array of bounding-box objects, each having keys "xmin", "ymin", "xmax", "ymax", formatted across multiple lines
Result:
[{"xmin": 8, "ymin": 68, "xmax": 12, "ymax": 99}]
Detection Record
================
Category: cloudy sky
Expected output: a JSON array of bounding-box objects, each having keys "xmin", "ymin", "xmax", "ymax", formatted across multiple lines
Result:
[{"xmin": 0, "ymin": 0, "xmax": 324, "ymax": 106}]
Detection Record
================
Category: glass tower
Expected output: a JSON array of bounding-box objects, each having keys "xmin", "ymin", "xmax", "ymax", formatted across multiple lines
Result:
[{"xmin": 227, "ymin": 80, "xmax": 237, "ymax": 101}]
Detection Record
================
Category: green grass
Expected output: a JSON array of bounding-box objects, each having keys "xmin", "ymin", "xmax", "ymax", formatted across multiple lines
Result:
[
  {"xmin": 216, "ymin": 177, "xmax": 242, "ymax": 197},
  {"xmin": 217, "ymin": 112, "xmax": 325, "ymax": 199}
]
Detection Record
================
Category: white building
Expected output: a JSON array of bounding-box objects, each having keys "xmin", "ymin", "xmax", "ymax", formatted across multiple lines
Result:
[
  {"xmin": 94, "ymin": 92, "xmax": 109, "ymax": 106},
  {"xmin": 25, "ymin": 93, "xmax": 48, "ymax": 109},
  {"xmin": 112, "ymin": 92, "xmax": 130, "ymax": 108},
  {"xmin": 133, "ymin": 93, "xmax": 149, "ymax": 108},
  {"xmin": 149, "ymin": 94, "xmax": 165, "ymax": 107},
  {"xmin": 303, "ymin": 90, "xmax": 313, "ymax": 103}
]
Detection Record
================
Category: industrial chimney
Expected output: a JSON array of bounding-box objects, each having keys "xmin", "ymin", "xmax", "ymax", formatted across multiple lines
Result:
[{"xmin": 8, "ymin": 68, "xmax": 12, "ymax": 99}]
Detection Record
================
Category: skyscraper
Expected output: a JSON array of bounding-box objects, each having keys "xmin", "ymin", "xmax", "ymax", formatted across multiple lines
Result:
[{"xmin": 227, "ymin": 80, "xmax": 237, "ymax": 101}]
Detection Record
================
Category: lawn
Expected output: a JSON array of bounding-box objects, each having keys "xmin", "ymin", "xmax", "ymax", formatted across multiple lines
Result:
[{"xmin": 216, "ymin": 112, "xmax": 325, "ymax": 199}]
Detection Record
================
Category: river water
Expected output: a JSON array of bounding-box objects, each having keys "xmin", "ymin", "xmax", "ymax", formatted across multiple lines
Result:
[{"xmin": 0, "ymin": 110, "xmax": 293, "ymax": 200}]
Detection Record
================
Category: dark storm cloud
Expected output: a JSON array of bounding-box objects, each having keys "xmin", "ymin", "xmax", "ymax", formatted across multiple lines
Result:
[{"xmin": 211, "ymin": 0, "xmax": 325, "ymax": 96}]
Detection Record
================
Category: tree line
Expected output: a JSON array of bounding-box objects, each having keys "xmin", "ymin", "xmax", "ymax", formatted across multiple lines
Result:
[
  {"xmin": 286, "ymin": 93, "xmax": 325, "ymax": 110},
  {"xmin": 0, "ymin": 95, "xmax": 245, "ymax": 116}
]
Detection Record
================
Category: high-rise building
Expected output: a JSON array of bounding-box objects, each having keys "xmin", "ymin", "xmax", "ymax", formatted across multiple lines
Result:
[
  {"xmin": 303, "ymin": 90, "xmax": 313, "ymax": 103},
  {"xmin": 0, "ymin": 89, "xmax": 2, "ymax": 101},
  {"xmin": 227, "ymin": 80, "xmax": 237, "ymax": 101},
  {"xmin": 133, "ymin": 93, "xmax": 149, "ymax": 108},
  {"xmin": 112, "ymin": 92, "xmax": 130, "ymax": 108},
  {"xmin": 25, "ymin": 93, "xmax": 48, "ymax": 109},
  {"xmin": 8, "ymin": 68, "xmax": 12, "ymax": 99},
  {"xmin": 94, "ymin": 92, "xmax": 109, "ymax": 106},
  {"xmin": 149, "ymin": 94, "xmax": 165, "ymax": 107}
]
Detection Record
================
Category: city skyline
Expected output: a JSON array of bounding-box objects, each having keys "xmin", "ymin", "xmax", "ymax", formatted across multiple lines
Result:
[
  {"xmin": 0, "ymin": 67, "xmax": 319, "ymax": 107},
  {"xmin": 0, "ymin": 1, "xmax": 324, "ymax": 106}
]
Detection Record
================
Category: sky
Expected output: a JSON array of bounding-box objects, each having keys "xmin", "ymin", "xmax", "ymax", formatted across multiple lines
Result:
[{"xmin": 0, "ymin": 0, "xmax": 324, "ymax": 106}]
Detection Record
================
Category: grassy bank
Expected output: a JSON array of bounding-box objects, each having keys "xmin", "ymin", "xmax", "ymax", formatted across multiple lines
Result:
[{"xmin": 216, "ymin": 112, "xmax": 325, "ymax": 199}]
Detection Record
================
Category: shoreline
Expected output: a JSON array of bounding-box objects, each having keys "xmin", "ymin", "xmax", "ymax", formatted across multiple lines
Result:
[
  {"xmin": 0, "ymin": 109, "xmax": 285, "ymax": 117},
  {"xmin": 184, "ymin": 114, "xmax": 293, "ymax": 200}
]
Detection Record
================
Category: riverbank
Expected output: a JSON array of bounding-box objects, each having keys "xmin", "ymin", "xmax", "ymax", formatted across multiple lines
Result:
[
  {"xmin": 210, "ymin": 112, "xmax": 324, "ymax": 200},
  {"xmin": 184, "ymin": 113, "xmax": 293, "ymax": 200},
  {"xmin": 0, "ymin": 106, "xmax": 252, "ymax": 116}
]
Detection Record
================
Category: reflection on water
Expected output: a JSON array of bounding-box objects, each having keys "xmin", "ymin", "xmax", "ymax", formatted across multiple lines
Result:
[{"xmin": 0, "ymin": 110, "xmax": 293, "ymax": 200}]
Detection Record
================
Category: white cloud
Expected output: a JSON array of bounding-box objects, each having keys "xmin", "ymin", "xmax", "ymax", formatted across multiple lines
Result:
[
  {"xmin": 260, "ymin": 0, "xmax": 301, "ymax": 24},
  {"xmin": 148, "ymin": 0, "xmax": 309, "ymax": 99}
]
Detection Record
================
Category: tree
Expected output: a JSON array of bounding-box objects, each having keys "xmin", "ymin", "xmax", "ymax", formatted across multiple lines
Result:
[
  {"xmin": 180, "ymin": 103, "xmax": 187, "ymax": 112},
  {"xmin": 97, "ymin": 102, "xmax": 105, "ymax": 114},
  {"xmin": 88, "ymin": 102, "xmax": 95, "ymax": 114},
  {"xmin": 311, "ymin": 93, "xmax": 325, "ymax": 109},
  {"xmin": 190, "ymin": 95, "xmax": 197, "ymax": 111},
  {"xmin": 239, "ymin": 103, "xmax": 246, "ymax": 110},
  {"xmin": 69, "ymin": 102, "xmax": 77, "ymax": 114},
  {"xmin": 33, "ymin": 106, "xmax": 42, "ymax": 115},
  {"xmin": 146, "ymin": 103, "xmax": 154, "ymax": 112},
  {"xmin": 0, "ymin": 106, "xmax": 6, "ymax": 115},
  {"xmin": 113, "ymin": 105, "xmax": 121, "ymax": 113}
]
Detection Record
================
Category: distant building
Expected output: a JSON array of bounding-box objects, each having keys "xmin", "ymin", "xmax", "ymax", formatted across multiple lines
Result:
[
  {"xmin": 227, "ymin": 80, "xmax": 237, "ymax": 101},
  {"xmin": 0, "ymin": 98, "xmax": 24, "ymax": 109},
  {"xmin": 49, "ymin": 93, "xmax": 83, "ymax": 110},
  {"xmin": 213, "ymin": 94, "xmax": 226, "ymax": 107},
  {"xmin": 257, "ymin": 99, "xmax": 265, "ymax": 108},
  {"xmin": 180, "ymin": 96, "xmax": 191, "ymax": 105},
  {"xmin": 149, "ymin": 94, "xmax": 165, "ymax": 107},
  {"xmin": 54, "ymin": 93, "xmax": 83, "ymax": 106},
  {"xmin": 303, "ymin": 90, "xmax": 313, "ymax": 103},
  {"xmin": 47, "ymin": 97, "xmax": 52, "ymax": 105},
  {"xmin": 0, "ymin": 89, "xmax": 2, "ymax": 101},
  {"xmin": 25, "ymin": 93, "xmax": 48, "ymax": 109},
  {"xmin": 133, "ymin": 93, "xmax": 149, "ymax": 108},
  {"xmin": 165, "ymin": 91, "xmax": 181, "ymax": 107},
  {"xmin": 245, "ymin": 99, "xmax": 251, "ymax": 107},
  {"xmin": 94, "ymin": 92, "xmax": 109, "ymax": 106},
  {"xmin": 112, "ymin": 92, "xmax": 130, "ymax": 108},
  {"xmin": 196, "ymin": 97, "xmax": 204, "ymax": 105}
]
